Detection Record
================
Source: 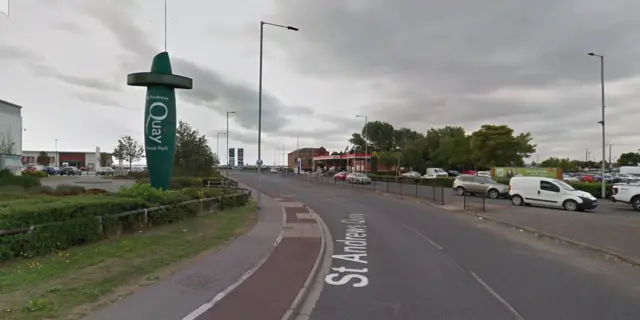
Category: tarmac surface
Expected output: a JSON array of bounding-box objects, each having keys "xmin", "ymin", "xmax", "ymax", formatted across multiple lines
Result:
[
  {"xmin": 233, "ymin": 171, "xmax": 640, "ymax": 320},
  {"xmin": 40, "ymin": 176, "xmax": 134, "ymax": 192}
]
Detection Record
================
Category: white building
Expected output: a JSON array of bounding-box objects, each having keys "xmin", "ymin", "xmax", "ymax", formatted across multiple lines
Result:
[
  {"xmin": 0, "ymin": 99, "xmax": 23, "ymax": 155},
  {"xmin": 21, "ymin": 149, "xmax": 112, "ymax": 169}
]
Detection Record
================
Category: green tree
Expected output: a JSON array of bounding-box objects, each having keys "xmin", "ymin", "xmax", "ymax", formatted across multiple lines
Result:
[
  {"xmin": 36, "ymin": 151, "xmax": 51, "ymax": 166},
  {"xmin": 402, "ymin": 138, "xmax": 429, "ymax": 172},
  {"xmin": 362, "ymin": 121, "xmax": 395, "ymax": 152},
  {"xmin": 114, "ymin": 135, "xmax": 144, "ymax": 170},
  {"xmin": 425, "ymin": 126, "xmax": 469, "ymax": 168},
  {"xmin": 393, "ymin": 128, "xmax": 423, "ymax": 151},
  {"xmin": 348, "ymin": 133, "xmax": 367, "ymax": 153},
  {"xmin": 469, "ymin": 125, "xmax": 536, "ymax": 168},
  {"xmin": 618, "ymin": 152, "xmax": 640, "ymax": 166},
  {"xmin": 539, "ymin": 157, "xmax": 579, "ymax": 172},
  {"xmin": 174, "ymin": 121, "xmax": 217, "ymax": 176}
]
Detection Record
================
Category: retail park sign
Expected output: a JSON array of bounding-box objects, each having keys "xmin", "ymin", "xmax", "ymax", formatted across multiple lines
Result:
[{"xmin": 127, "ymin": 52, "xmax": 193, "ymax": 190}]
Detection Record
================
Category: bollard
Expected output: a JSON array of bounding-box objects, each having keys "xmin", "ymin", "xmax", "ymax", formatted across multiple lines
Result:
[
  {"xmin": 415, "ymin": 181, "xmax": 418, "ymax": 197},
  {"xmin": 463, "ymin": 192, "xmax": 466, "ymax": 209},
  {"xmin": 432, "ymin": 184, "xmax": 436, "ymax": 202},
  {"xmin": 482, "ymin": 193, "xmax": 486, "ymax": 212},
  {"xmin": 400, "ymin": 181, "xmax": 403, "ymax": 195},
  {"xmin": 440, "ymin": 186, "xmax": 444, "ymax": 205}
]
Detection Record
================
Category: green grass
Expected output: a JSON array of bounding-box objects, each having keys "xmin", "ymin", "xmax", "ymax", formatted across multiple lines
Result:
[{"xmin": 0, "ymin": 203, "xmax": 258, "ymax": 320}]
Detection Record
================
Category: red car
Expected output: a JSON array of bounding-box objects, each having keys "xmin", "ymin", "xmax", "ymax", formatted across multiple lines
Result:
[{"xmin": 334, "ymin": 172, "xmax": 349, "ymax": 181}]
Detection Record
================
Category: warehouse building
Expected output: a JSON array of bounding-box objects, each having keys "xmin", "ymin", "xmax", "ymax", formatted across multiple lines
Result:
[{"xmin": 0, "ymin": 99, "xmax": 23, "ymax": 155}]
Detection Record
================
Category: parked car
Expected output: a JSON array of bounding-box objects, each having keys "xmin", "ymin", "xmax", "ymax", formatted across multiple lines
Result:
[
  {"xmin": 42, "ymin": 166, "xmax": 60, "ymax": 176},
  {"xmin": 476, "ymin": 171, "xmax": 491, "ymax": 178},
  {"xmin": 448, "ymin": 170, "xmax": 460, "ymax": 177},
  {"xmin": 60, "ymin": 166, "xmax": 81, "ymax": 176},
  {"xmin": 401, "ymin": 171, "xmax": 421, "ymax": 179},
  {"xmin": 96, "ymin": 167, "xmax": 115, "ymax": 176},
  {"xmin": 562, "ymin": 174, "xmax": 580, "ymax": 182},
  {"xmin": 269, "ymin": 167, "xmax": 278, "ymax": 173},
  {"xmin": 334, "ymin": 171, "xmax": 349, "ymax": 181},
  {"xmin": 509, "ymin": 176, "xmax": 597, "ymax": 211},
  {"xmin": 453, "ymin": 174, "xmax": 509, "ymax": 199},
  {"xmin": 347, "ymin": 173, "xmax": 371, "ymax": 184}
]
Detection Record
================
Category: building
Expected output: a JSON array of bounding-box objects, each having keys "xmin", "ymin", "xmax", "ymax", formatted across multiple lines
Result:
[
  {"xmin": 288, "ymin": 147, "xmax": 329, "ymax": 170},
  {"xmin": 21, "ymin": 149, "xmax": 113, "ymax": 169},
  {"xmin": 0, "ymin": 99, "xmax": 23, "ymax": 155}
]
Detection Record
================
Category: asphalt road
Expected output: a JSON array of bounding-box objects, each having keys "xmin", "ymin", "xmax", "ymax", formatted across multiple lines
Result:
[
  {"xmin": 232, "ymin": 171, "xmax": 640, "ymax": 320},
  {"xmin": 40, "ymin": 176, "xmax": 134, "ymax": 192}
]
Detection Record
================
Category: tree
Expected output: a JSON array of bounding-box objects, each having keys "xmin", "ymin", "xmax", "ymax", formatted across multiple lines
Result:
[
  {"xmin": 0, "ymin": 130, "xmax": 15, "ymax": 154},
  {"xmin": 348, "ymin": 133, "xmax": 367, "ymax": 153},
  {"xmin": 36, "ymin": 151, "xmax": 51, "ymax": 166},
  {"xmin": 469, "ymin": 125, "xmax": 536, "ymax": 168},
  {"xmin": 174, "ymin": 121, "xmax": 217, "ymax": 176},
  {"xmin": 539, "ymin": 157, "xmax": 579, "ymax": 172},
  {"xmin": 362, "ymin": 121, "xmax": 395, "ymax": 152},
  {"xmin": 402, "ymin": 138, "xmax": 429, "ymax": 172},
  {"xmin": 114, "ymin": 136, "xmax": 144, "ymax": 170},
  {"xmin": 393, "ymin": 128, "xmax": 423, "ymax": 151},
  {"xmin": 425, "ymin": 126, "xmax": 469, "ymax": 168},
  {"xmin": 618, "ymin": 152, "xmax": 640, "ymax": 166}
]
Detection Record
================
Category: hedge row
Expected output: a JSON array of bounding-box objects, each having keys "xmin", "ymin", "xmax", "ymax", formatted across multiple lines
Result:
[{"xmin": 0, "ymin": 183, "xmax": 249, "ymax": 261}]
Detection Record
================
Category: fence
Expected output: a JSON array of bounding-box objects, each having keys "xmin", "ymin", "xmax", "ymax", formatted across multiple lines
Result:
[
  {"xmin": 0, "ymin": 187, "xmax": 251, "ymax": 261},
  {"xmin": 277, "ymin": 171, "xmax": 500, "ymax": 213}
]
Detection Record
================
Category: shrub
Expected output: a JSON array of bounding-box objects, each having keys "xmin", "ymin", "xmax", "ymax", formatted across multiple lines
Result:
[
  {"xmin": 127, "ymin": 171, "xmax": 149, "ymax": 180},
  {"xmin": 22, "ymin": 170, "xmax": 48, "ymax": 178},
  {"xmin": 117, "ymin": 183, "xmax": 167, "ymax": 204},
  {"xmin": 0, "ymin": 169, "xmax": 42, "ymax": 189}
]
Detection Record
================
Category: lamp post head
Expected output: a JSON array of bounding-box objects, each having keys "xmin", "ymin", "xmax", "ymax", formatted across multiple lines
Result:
[
  {"xmin": 587, "ymin": 52, "xmax": 595, "ymax": 56},
  {"xmin": 287, "ymin": 26, "xmax": 299, "ymax": 31},
  {"xmin": 228, "ymin": 111, "xmax": 236, "ymax": 115}
]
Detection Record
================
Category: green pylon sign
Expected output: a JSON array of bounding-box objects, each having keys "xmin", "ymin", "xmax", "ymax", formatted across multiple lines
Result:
[{"xmin": 127, "ymin": 52, "xmax": 193, "ymax": 190}]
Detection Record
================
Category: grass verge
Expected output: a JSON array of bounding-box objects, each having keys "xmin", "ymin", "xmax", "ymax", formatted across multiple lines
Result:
[{"xmin": 0, "ymin": 202, "xmax": 258, "ymax": 320}]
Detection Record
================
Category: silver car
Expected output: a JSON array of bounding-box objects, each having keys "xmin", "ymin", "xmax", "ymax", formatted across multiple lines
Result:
[
  {"xmin": 347, "ymin": 173, "xmax": 372, "ymax": 184},
  {"xmin": 452, "ymin": 174, "xmax": 509, "ymax": 199}
]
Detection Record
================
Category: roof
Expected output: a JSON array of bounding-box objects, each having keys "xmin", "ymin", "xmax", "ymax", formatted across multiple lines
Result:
[
  {"xmin": 22, "ymin": 150, "xmax": 113, "ymax": 155},
  {"xmin": 0, "ymin": 98, "xmax": 22, "ymax": 110}
]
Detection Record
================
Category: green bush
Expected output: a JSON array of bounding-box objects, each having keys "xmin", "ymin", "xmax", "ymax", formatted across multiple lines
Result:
[
  {"xmin": 117, "ymin": 183, "xmax": 168, "ymax": 204},
  {"xmin": 0, "ymin": 169, "xmax": 42, "ymax": 189},
  {"xmin": 0, "ymin": 196, "xmax": 148, "ymax": 229},
  {"xmin": 22, "ymin": 170, "xmax": 48, "ymax": 178}
]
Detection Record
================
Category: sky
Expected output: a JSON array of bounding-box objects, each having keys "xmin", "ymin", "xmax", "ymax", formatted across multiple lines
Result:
[{"xmin": 2, "ymin": 0, "xmax": 640, "ymax": 166}]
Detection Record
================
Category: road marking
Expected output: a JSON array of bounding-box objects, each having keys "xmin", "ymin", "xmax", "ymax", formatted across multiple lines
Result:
[
  {"xmin": 325, "ymin": 213, "xmax": 369, "ymax": 288},
  {"xmin": 470, "ymin": 272, "xmax": 525, "ymax": 320},
  {"xmin": 403, "ymin": 225, "xmax": 443, "ymax": 250}
]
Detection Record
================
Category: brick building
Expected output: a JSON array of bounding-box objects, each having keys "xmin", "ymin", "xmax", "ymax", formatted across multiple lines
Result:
[{"xmin": 288, "ymin": 147, "xmax": 329, "ymax": 170}]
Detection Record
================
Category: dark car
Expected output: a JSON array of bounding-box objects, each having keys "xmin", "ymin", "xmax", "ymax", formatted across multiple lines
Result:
[
  {"xmin": 60, "ymin": 166, "xmax": 81, "ymax": 176},
  {"xmin": 42, "ymin": 166, "xmax": 60, "ymax": 176}
]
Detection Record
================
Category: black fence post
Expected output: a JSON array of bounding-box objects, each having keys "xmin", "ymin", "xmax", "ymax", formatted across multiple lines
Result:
[
  {"xmin": 432, "ymin": 183, "xmax": 436, "ymax": 202},
  {"xmin": 463, "ymin": 192, "xmax": 466, "ymax": 209},
  {"xmin": 440, "ymin": 186, "xmax": 444, "ymax": 205},
  {"xmin": 400, "ymin": 181, "xmax": 403, "ymax": 195},
  {"xmin": 415, "ymin": 181, "xmax": 418, "ymax": 197},
  {"xmin": 386, "ymin": 181, "xmax": 389, "ymax": 193}
]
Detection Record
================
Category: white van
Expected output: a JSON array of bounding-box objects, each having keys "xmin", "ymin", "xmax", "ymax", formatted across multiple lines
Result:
[
  {"xmin": 508, "ymin": 176, "xmax": 598, "ymax": 211},
  {"xmin": 426, "ymin": 168, "xmax": 448, "ymax": 177}
]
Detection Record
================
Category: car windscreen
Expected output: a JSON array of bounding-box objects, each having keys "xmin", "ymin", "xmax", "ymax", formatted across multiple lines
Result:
[{"xmin": 479, "ymin": 177, "xmax": 497, "ymax": 184}]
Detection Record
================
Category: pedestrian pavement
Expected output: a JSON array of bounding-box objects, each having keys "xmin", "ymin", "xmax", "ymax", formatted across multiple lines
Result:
[{"xmin": 82, "ymin": 190, "xmax": 283, "ymax": 320}]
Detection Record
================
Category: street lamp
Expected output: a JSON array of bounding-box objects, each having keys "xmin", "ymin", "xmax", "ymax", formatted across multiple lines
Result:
[
  {"xmin": 54, "ymin": 139, "xmax": 59, "ymax": 167},
  {"xmin": 587, "ymin": 52, "xmax": 606, "ymax": 199},
  {"xmin": 356, "ymin": 115, "xmax": 368, "ymax": 174},
  {"xmin": 257, "ymin": 21, "xmax": 298, "ymax": 209},
  {"xmin": 226, "ymin": 111, "xmax": 236, "ymax": 178},
  {"xmin": 216, "ymin": 132, "xmax": 226, "ymax": 165}
]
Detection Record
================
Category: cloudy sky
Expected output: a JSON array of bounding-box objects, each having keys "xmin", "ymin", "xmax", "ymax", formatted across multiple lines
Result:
[{"xmin": 1, "ymin": 0, "xmax": 639, "ymax": 166}]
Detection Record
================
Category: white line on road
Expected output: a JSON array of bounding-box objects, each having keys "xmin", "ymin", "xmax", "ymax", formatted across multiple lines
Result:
[
  {"xmin": 470, "ymin": 272, "xmax": 525, "ymax": 320},
  {"xmin": 403, "ymin": 225, "xmax": 443, "ymax": 250}
]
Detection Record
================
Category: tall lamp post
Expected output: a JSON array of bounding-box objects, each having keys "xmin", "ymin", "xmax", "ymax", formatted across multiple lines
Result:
[
  {"xmin": 54, "ymin": 139, "xmax": 59, "ymax": 167},
  {"xmin": 257, "ymin": 21, "xmax": 298, "ymax": 209},
  {"xmin": 587, "ymin": 52, "xmax": 606, "ymax": 199},
  {"xmin": 226, "ymin": 111, "xmax": 236, "ymax": 178},
  {"xmin": 356, "ymin": 115, "xmax": 368, "ymax": 174},
  {"xmin": 216, "ymin": 132, "xmax": 226, "ymax": 165}
]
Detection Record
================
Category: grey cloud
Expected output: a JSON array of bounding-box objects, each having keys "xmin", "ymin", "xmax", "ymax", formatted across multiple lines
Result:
[
  {"xmin": 29, "ymin": 63, "xmax": 122, "ymax": 92},
  {"xmin": 73, "ymin": 92, "xmax": 134, "ymax": 110},
  {"xmin": 0, "ymin": 45, "xmax": 42, "ymax": 61},
  {"xmin": 54, "ymin": 21, "xmax": 83, "ymax": 33},
  {"xmin": 78, "ymin": 1, "xmax": 309, "ymax": 136},
  {"xmin": 271, "ymin": 0, "xmax": 640, "ymax": 155}
]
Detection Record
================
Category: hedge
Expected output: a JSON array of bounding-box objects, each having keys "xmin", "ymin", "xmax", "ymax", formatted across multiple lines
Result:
[
  {"xmin": 0, "ymin": 189, "xmax": 249, "ymax": 261},
  {"xmin": 0, "ymin": 169, "xmax": 41, "ymax": 189}
]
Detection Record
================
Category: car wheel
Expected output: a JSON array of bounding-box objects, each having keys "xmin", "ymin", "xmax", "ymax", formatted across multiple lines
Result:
[
  {"xmin": 563, "ymin": 200, "xmax": 578, "ymax": 211},
  {"xmin": 631, "ymin": 196, "xmax": 640, "ymax": 211},
  {"xmin": 511, "ymin": 195, "xmax": 524, "ymax": 206},
  {"xmin": 488, "ymin": 189, "xmax": 499, "ymax": 199},
  {"xmin": 455, "ymin": 186, "xmax": 465, "ymax": 196}
]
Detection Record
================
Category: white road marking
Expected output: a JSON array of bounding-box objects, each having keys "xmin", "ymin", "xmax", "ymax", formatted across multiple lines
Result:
[
  {"xmin": 403, "ymin": 225, "xmax": 443, "ymax": 250},
  {"xmin": 470, "ymin": 272, "xmax": 525, "ymax": 320}
]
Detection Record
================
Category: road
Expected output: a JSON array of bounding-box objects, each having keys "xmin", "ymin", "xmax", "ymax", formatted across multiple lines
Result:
[
  {"xmin": 232, "ymin": 171, "xmax": 640, "ymax": 320},
  {"xmin": 40, "ymin": 176, "xmax": 134, "ymax": 192}
]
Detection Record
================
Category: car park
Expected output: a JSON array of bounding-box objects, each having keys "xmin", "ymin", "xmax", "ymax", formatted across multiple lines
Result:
[
  {"xmin": 509, "ymin": 176, "xmax": 597, "ymax": 211},
  {"xmin": 452, "ymin": 174, "xmax": 509, "ymax": 199},
  {"xmin": 59, "ymin": 166, "xmax": 81, "ymax": 176}
]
